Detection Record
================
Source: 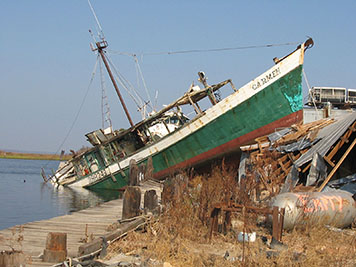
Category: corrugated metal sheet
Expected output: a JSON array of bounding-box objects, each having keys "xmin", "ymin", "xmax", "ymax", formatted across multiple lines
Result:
[{"xmin": 294, "ymin": 112, "xmax": 356, "ymax": 168}]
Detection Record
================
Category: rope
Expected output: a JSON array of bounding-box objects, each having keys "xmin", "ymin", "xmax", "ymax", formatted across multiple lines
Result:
[
  {"xmin": 134, "ymin": 55, "xmax": 153, "ymax": 116},
  {"xmin": 108, "ymin": 52, "xmax": 154, "ymax": 118},
  {"xmin": 99, "ymin": 57, "xmax": 112, "ymax": 129},
  {"xmin": 303, "ymin": 69, "xmax": 317, "ymax": 107},
  {"xmin": 41, "ymin": 55, "xmax": 100, "ymax": 169},
  {"xmin": 87, "ymin": 0, "xmax": 105, "ymax": 40},
  {"xmin": 108, "ymin": 41, "xmax": 301, "ymax": 57},
  {"xmin": 303, "ymin": 68, "xmax": 319, "ymax": 119},
  {"xmin": 105, "ymin": 53, "xmax": 154, "ymax": 118},
  {"xmin": 106, "ymin": 54, "xmax": 143, "ymax": 109}
]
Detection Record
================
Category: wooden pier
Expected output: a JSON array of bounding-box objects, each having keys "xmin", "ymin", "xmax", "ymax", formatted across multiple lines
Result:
[{"xmin": 0, "ymin": 180, "xmax": 162, "ymax": 266}]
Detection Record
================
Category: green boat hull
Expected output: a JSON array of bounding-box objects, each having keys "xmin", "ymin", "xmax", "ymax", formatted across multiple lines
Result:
[{"xmin": 87, "ymin": 65, "xmax": 303, "ymax": 190}]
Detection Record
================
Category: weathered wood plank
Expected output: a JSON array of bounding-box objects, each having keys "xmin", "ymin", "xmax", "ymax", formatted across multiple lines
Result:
[{"xmin": 0, "ymin": 180, "xmax": 162, "ymax": 265}]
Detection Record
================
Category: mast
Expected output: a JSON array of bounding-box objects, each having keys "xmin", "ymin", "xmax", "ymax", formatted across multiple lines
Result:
[{"xmin": 93, "ymin": 40, "xmax": 134, "ymax": 127}]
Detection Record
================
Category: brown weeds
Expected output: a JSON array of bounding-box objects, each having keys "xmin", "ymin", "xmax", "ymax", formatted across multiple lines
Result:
[{"xmin": 106, "ymin": 166, "xmax": 356, "ymax": 266}]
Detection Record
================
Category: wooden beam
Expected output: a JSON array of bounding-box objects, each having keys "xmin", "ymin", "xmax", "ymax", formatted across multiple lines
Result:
[
  {"xmin": 78, "ymin": 217, "xmax": 146, "ymax": 256},
  {"xmin": 278, "ymin": 159, "xmax": 288, "ymax": 174},
  {"xmin": 323, "ymin": 156, "xmax": 335, "ymax": 167},
  {"xmin": 325, "ymin": 121, "xmax": 356, "ymax": 161},
  {"xmin": 318, "ymin": 137, "xmax": 356, "ymax": 192},
  {"xmin": 257, "ymin": 167, "xmax": 272, "ymax": 193}
]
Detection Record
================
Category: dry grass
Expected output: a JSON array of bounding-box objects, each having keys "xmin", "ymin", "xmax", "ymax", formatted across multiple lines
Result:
[{"xmin": 105, "ymin": 166, "xmax": 356, "ymax": 266}]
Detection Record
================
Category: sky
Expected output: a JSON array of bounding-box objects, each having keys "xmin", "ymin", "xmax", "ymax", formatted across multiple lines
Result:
[{"xmin": 1, "ymin": 1, "xmax": 356, "ymax": 153}]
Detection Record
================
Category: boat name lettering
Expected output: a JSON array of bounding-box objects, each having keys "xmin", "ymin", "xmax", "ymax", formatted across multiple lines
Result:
[
  {"xmin": 87, "ymin": 169, "xmax": 107, "ymax": 184},
  {"xmin": 252, "ymin": 67, "xmax": 281, "ymax": 90}
]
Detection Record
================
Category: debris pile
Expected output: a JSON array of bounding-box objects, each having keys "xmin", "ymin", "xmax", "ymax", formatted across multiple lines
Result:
[
  {"xmin": 239, "ymin": 118, "xmax": 334, "ymax": 198},
  {"xmin": 57, "ymin": 113, "xmax": 356, "ymax": 266},
  {"xmin": 240, "ymin": 112, "xmax": 356, "ymax": 198},
  {"xmin": 101, "ymin": 167, "xmax": 356, "ymax": 266}
]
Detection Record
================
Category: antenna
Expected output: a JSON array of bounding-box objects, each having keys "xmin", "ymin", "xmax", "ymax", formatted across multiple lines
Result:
[
  {"xmin": 99, "ymin": 58, "xmax": 113, "ymax": 130},
  {"xmin": 88, "ymin": 0, "xmax": 105, "ymax": 40},
  {"xmin": 154, "ymin": 90, "xmax": 158, "ymax": 112},
  {"xmin": 88, "ymin": 0, "xmax": 134, "ymax": 127}
]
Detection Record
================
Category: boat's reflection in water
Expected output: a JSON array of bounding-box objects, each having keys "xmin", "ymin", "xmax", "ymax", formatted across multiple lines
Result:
[{"xmin": 50, "ymin": 185, "xmax": 123, "ymax": 214}]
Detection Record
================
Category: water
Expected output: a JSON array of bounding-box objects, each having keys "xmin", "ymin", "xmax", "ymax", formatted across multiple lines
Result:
[{"xmin": 0, "ymin": 158, "xmax": 122, "ymax": 230}]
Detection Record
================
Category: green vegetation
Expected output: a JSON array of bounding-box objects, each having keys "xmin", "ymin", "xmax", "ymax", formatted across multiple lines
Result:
[{"xmin": 0, "ymin": 151, "xmax": 72, "ymax": 161}]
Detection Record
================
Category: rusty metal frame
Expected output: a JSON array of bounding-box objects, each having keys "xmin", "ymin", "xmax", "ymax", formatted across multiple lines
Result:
[{"xmin": 209, "ymin": 202, "xmax": 285, "ymax": 242}]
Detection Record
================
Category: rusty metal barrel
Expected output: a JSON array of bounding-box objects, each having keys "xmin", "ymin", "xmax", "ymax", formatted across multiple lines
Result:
[{"xmin": 270, "ymin": 190, "xmax": 356, "ymax": 230}]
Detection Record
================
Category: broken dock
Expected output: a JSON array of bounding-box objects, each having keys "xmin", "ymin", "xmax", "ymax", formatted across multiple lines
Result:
[{"xmin": 0, "ymin": 180, "xmax": 162, "ymax": 267}]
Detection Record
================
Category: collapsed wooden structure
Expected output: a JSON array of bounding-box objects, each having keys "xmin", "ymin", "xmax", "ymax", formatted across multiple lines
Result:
[{"xmin": 239, "ymin": 112, "xmax": 356, "ymax": 198}]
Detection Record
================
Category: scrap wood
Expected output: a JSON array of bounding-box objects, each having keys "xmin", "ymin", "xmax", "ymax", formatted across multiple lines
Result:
[
  {"xmin": 276, "ymin": 118, "xmax": 334, "ymax": 145},
  {"xmin": 324, "ymin": 120, "xmax": 356, "ymax": 163},
  {"xmin": 256, "ymin": 166, "xmax": 272, "ymax": 194},
  {"xmin": 242, "ymin": 119, "xmax": 335, "ymax": 153},
  {"xmin": 317, "ymin": 137, "xmax": 356, "ymax": 192},
  {"xmin": 239, "ymin": 118, "xmax": 338, "ymax": 201},
  {"xmin": 297, "ymin": 118, "xmax": 334, "ymax": 132},
  {"xmin": 77, "ymin": 216, "xmax": 150, "ymax": 257}
]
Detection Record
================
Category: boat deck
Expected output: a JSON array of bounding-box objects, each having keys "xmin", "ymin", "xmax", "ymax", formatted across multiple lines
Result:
[{"xmin": 0, "ymin": 180, "xmax": 163, "ymax": 266}]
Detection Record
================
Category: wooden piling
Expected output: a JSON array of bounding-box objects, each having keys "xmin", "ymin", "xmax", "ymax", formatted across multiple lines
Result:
[
  {"xmin": 0, "ymin": 180, "xmax": 162, "ymax": 267},
  {"xmin": 144, "ymin": 189, "xmax": 158, "ymax": 213},
  {"xmin": 129, "ymin": 159, "xmax": 139, "ymax": 186},
  {"xmin": 122, "ymin": 186, "xmax": 141, "ymax": 220},
  {"xmin": 0, "ymin": 251, "xmax": 26, "ymax": 267},
  {"xmin": 43, "ymin": 232, "xmax": 67, "ymax": 263}
]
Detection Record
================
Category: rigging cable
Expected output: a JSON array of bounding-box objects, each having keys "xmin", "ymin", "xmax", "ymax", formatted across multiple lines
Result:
[
  {"xmin": 42, "ymin": 55, "xmax": 100, "ymax": 169},
  {"xmin": 133, "ymin": 54, "xmax": 153, "ymax": 114},
  {"xmin": 99, "ymin": 57, "xmax": 113, "ymax": 130},
  {"xmin": 87, "ymin": 0, "xmax": 105, "ymax": 40},
  {"xmin": 109, "ymin": 51, "xmax": 154, "ymax": 117},
  {"xmin": 108, "ymin": 41, "xmax": 301, "ymax": 57},
  {"xmin": 106, "ymin": 53, "xmax": 153, "ymax": 118},
  {"xmin": 303, "ymin": 68, "xmax": 319, "ymax": 120},
  {"xmin": 106, "ymin": 55, "xmax": 143, "ymax": 110}
]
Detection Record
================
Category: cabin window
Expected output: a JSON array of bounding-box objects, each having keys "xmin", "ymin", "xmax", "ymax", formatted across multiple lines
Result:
[
  {"xmin": 85, "ymin": 154, "xmax": 96, "ymax": 172},
  {"xmin": 76, "ymin": 157, "xmax": 90, "ymax": 177},
  {"xmin": 101, "ymin": 145, "xmax": 115, "ymax": 165},
  {"xmin": 111, "ymin": 141, "xmax": 126, "ymax": 160},
  {"xmin": 170, "ymin": 116, "xmax": 179, "ymax": 125},
  {"xmin": 85, "ymin": 151, "xmax": 104, "ymax": 173},
  {"xmin": 95, "ymin": 151, "xmax": 105, "ymax": 168}
]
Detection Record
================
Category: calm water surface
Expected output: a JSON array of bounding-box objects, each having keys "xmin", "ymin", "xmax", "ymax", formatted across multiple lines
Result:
[{"xmin": 0, "ymin": 158, "xmax": 121, "ymax": 230}]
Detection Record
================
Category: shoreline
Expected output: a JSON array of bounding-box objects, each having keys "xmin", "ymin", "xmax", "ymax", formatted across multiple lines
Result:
[{"xmin": 0, "ymin": 151, "xmax": 71, "ymax": 161}]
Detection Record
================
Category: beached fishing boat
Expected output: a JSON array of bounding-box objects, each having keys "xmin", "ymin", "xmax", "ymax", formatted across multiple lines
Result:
[{"xmin": 51, "ymin": 38, "xmax": 313, "ymax": 190}]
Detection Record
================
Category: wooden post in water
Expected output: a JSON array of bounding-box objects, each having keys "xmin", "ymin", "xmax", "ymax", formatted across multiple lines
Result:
[
  {"xmin": 41, "ymin": 168, "xmax": 48, "ymax": 182},
  {"xmin": 43, "ymin": 232, "xmax": 67, "ymax": 263},
  {"xmin": 122, "ymin": 186, "xmax": 141, "ymax": 220}
]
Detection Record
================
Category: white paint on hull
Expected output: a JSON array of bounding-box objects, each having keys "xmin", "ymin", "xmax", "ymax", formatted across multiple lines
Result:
[{"xmin": 68, "ymin": 46, "xmax": 304, "ymax": 188}]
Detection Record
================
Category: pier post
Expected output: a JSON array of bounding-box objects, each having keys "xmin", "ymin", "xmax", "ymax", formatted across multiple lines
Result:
[
  {"xmin": 122, "ymin": 186, "xmax": 141, "ymax": 220},
  {"xmin": 129, "ymin": 159, "xmax": 139, "ymax": 186},
  {"xmin": 144, "ymin": 189, "xmax": 158, "ymax": 214},
  {"xmin": 42, "ymin": 232, "xmax": 67, "ymax": 263},
  {"xmin": 0, "ymin": 251, "xmax": 25, "ymax": 267}
]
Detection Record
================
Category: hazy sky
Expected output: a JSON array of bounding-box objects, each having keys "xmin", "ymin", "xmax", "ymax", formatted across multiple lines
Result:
[{"xmin": 1, "ymin": 1, "xmax": 356, "ymax": 153}]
